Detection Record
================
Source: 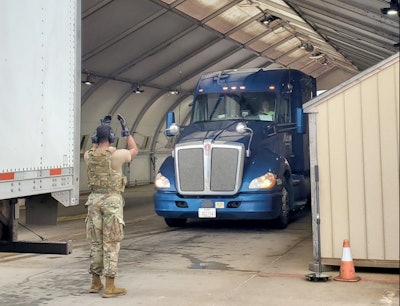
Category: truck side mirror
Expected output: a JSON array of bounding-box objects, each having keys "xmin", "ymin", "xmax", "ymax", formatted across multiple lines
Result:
[
  {"xmin": 296, "ymin": 107, "xmax": 305, "ymax": 134},
  {"xmin": 165, "ymin": 112, "xmax": 180, "ymax": 136},
  {"xmin": 235, "ymin": 122, "xmax": 253, "ymax": 157},
  {"xmin": 235, "ymin": 122, "xmax": 247, "ymax": 134}
]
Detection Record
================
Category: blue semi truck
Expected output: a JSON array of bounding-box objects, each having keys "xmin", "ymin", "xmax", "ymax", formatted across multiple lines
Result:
[{"xmin": 154, "ymin": 68, "xmax": 316, "ymax": 229}]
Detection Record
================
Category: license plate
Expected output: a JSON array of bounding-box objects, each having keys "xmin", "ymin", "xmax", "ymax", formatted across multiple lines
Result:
[{"xmin": 198, "ymin": 208, "xmax": 216, "ymax": 218}]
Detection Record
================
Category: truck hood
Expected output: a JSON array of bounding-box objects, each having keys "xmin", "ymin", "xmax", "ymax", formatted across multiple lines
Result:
[
  {"xmin": 177, "ymin": 120, "xmax": 273, "ymax": 152},
  {"xmin": 178, "ymin": 121, "xmax": 247, "ymax": 144}
]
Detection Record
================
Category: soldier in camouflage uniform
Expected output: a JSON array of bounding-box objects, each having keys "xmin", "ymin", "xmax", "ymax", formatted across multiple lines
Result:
[{"xmin": 84, "ymin": 114, "xmax": 138, "ymax": 298}]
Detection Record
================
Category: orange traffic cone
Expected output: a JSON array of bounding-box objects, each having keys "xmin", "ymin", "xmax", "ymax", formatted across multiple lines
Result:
[{"xmin": 333, "ymin": 239, "xmax": 361, "ymax": 282}]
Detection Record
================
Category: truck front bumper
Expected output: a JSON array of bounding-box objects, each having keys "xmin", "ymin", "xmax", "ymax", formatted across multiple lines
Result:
[{"xmin": 154, "ymin": 191, "xmax": 282, "ymax": 220}]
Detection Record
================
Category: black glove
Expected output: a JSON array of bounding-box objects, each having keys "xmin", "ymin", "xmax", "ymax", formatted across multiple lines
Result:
[
  {"xmin": 101, "ymin": 114, "xmax": 112, "ymax": 126},
  {"xmin": 117, "ymin": 114, "xmax": 130, "ymax": 137}
]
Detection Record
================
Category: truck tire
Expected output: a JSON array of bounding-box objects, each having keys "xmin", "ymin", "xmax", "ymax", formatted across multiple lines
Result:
[
  {"xmin": 272, "ymin": 177, "xmax": 290, "ymax": 229},
  {"xmin": 165, "ymin": 218, "xmax": 187, "ymax": 227}
]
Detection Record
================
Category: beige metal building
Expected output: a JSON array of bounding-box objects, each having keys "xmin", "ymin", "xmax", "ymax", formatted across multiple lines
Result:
[{"xmin": 304, "ymin": 53, "xmax": 399, "ymax": 268}]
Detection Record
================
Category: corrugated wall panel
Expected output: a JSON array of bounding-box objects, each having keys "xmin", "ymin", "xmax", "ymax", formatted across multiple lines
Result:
[
  {"xmin": 317, "ymin": 103, "xmax": 333, "ymax": 257},
  {"xmin": 344, "ymin": 84, "xmax": 367, "ymax": 259},
  {"xmin": 378, "ymin": 64, "xmax": 399, "ymax": 260},
  {"xmin": 396, "ymin": 62, "xmax": 400, "ymax": 136},
  {"xmin": 327, "ymin": 94, "xmax": 349, "ymax": 259},
  {"xmin": 361, "ymin": 75, "xmax": 385, "ymax": 260}
]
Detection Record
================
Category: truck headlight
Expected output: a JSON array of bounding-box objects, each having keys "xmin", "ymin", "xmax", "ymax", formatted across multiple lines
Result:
[
  {"xmin": 155, "ymin": 172, "xmax": 171, "ymax": 188},
  {"xmin": 249, "ymin": 172, "xmax": 277, "ymax": 189}
]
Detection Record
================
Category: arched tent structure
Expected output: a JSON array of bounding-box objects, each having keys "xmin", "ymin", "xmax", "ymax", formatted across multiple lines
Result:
[{"xmin": 80, "ymin": 0, "xmax": 399, "ymax": 190}]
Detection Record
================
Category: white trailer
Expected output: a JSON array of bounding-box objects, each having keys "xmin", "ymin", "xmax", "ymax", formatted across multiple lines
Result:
[{"xmin": 0, "ymin": 0, "xmax": 81, "ymax": 254}]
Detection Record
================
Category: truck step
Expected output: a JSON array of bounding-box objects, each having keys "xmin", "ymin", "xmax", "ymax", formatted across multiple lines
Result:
[
  {"xmin": 292, "ymin": 179, "xmax": 301, "ymax": 186},
  {"xmin": 295, "ymin": 200, "xmax": 308, "ymax": 206},
  {"xmin": 291, "ymin": 200, "xmax": 308, "ymax": 212}
]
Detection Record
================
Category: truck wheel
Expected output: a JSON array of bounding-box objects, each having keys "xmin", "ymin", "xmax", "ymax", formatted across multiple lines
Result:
[
  {"xmin": 165, "ymin": 218, "xmax": 187, "ymax": 227},
  {"xmin": 272, "ymin": 177, "xmax": 290, "ymax": 229}
]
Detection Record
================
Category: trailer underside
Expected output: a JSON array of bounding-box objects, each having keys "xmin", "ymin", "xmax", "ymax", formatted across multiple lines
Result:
[{"xmin": 0, "ymin": 198, "xmax": 72, "ymax": 255}]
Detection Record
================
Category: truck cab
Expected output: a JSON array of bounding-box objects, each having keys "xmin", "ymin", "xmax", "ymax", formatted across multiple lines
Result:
[{"xmin": 154, "ymin": 68, "xmax": 315, "ymax": 228}]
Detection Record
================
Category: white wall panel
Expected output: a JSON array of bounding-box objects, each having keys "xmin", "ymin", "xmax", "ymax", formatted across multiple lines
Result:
[
  {"xmin": 343, "ymin": 84, "xmax": 367, "ymax": 259},
  {"xmin": 304, "ymin": 53, "xmax": 399, "ymax": 267}
]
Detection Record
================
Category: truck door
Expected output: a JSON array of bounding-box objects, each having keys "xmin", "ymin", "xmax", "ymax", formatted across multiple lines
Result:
[{"xmin": 275, "ymin": 96, "xmax": 295, "ymax": 165}]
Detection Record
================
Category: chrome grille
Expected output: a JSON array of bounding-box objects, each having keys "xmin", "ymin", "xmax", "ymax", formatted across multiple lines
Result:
[
  {"xmin": 177, "ymin": 147, "xmax": 204, "ymax": 191},
  {"xmin": 175, "ymin": 141, "xmax": 244, "ymax": 195}
]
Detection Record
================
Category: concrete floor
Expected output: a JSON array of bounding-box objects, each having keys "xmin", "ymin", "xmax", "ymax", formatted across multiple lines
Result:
[{"xmin": 0, "ymin": 185, "xmax": 398, "ymax": 306}]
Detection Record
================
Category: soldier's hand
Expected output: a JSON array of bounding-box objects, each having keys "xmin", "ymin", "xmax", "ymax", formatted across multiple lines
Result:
[
  {"xmin": 117, "ymin": 114, "xmax": 130, "ymax": 137},
  {"xmin": 101, "ymin": 114, "xmax": 112, "ymax": 125}
]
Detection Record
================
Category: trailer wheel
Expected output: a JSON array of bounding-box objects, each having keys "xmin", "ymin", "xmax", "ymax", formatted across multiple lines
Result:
[
  {"xmin": 272, "ymin": 177, "xmax": 290, "ymax": 229},
  {"xmin": 165, "ymin": 218, "xmax": 187, "ymax": 227}
]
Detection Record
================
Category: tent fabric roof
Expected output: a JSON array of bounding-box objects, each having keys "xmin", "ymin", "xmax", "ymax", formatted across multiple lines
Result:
[{"xmin": 80, "ymin": 0, "xmax": 399, "ymax": 154}]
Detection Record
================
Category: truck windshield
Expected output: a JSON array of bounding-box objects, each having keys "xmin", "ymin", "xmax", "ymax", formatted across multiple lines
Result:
[{"xmin": 191, "ymin": 92, "xmax": 277, "ymax": 123}]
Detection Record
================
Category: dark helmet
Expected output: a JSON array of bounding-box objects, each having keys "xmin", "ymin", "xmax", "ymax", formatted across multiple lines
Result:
[{"xmin": 95, "ymin": 125, "xmax": 116, "ymax": 143}]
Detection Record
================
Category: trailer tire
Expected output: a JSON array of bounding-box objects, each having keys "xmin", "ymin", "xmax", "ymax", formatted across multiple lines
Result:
[
  {"xmin": 272, "ymin": 177, "xmax": 290, "ymax": 229},
  {"xmin": 165, "ymin": 218, "xmax": 187, "ymax": 227}
]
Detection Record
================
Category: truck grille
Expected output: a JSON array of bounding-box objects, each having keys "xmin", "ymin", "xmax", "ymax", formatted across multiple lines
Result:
[{"xmin": 175, "ymin": 141, "xmax": 244, "ymax": 195}]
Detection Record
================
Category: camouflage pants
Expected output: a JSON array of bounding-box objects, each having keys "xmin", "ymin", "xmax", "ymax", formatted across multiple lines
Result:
[{"xmin": 85, "ymin": 192, "xmax": 125, "ymax": 277}]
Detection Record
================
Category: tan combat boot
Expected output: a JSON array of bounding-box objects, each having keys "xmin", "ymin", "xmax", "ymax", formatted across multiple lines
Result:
[
  {"xmin": 89, "ymin": 273, "xmax": 103, "ymax": 293},
  {"xmin": 102, "ymin": 276, "xmax": 127, "ymax": 298}
]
